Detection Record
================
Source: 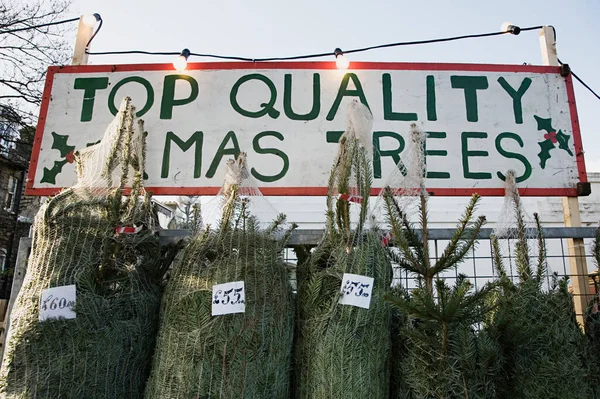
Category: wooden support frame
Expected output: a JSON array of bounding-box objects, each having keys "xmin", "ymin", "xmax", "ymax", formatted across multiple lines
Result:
[{"xmin": 540, "ymin": 26, "xmax": 592, "ymax": 326}]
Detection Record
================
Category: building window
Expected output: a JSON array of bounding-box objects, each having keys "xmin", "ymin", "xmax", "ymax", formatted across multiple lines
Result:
[
  {"xmin": 0, "ymin": 249, "xmax": 6, "ymax": 272},
  {"xmin": 0, "ymin": 121, "xmax": 18, "ymax": 156},
  {"xmin": 5, "ymin": 175, "xmax": 19, "ymax": 212}
]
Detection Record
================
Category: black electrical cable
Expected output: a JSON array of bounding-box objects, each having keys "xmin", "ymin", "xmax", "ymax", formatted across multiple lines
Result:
[
  {"xmin": 0, "ymin": 16, "xmax": 80, "ymax": 35},
  {"xmin": 85, "ymin": 16, "xmax": 103, "ymax": 50},
  {"xmin": 85, "ymin": 25, "xmax": 545, "ymax": 61},
  {"xmin": 2, "ymin": 15, "xmax": 596, "ymax": 101},
  {"xmin": 558, "ymin": 58, "xmax": 600, "ymax": 100},
  {"xmin": 571, "ymin": 71, "xmax": 600, "ymax": 100}
]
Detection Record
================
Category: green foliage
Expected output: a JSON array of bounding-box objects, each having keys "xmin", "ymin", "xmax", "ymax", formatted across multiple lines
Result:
[
  {"xmin": 0, "ymin": 99, "xmax": 166, "ymax": 398},
  {"xmin": 146, "ymin": 170, "xmax": 296, "ymax": 398},
  {"xmin": 486, "ymin": 203, "xmax": 592, "ymax": 398},
  {"xmin": 295, "ymin": 131, "xmax": 393, "ymax": 399},
  {"xmin": 384, "ymin": 190, "xmax": 498, "ymax": 398},
  {"xmin": 585, "ymin": 227, "xmax": 600, "ymax": 399},
  {"xmin": 295, "ymin": 232, "xmax": 392, "ymax": 399}
]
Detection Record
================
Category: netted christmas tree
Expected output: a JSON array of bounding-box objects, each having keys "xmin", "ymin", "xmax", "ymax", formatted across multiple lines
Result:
[
  {"xmin": 485, "ymin": 170, "xmax": 592, "ymax": 399},
  {"xmin": 586, "ymin": 227, "xmax": 600, "ymax": 399},
  {"xmin": 294, "ymin": 100, "xmax": 393, "ymax": 399},
  {"xmin": 0, "ymin": 98, "xmax": 167, "ymax": 398},
  {"xmin": 145, "ymin": 152, "xmax": 296, "ymax": 399},
  {"xmin": 381, "ymin": 125, "xmax": 498, "ymax": 399}
]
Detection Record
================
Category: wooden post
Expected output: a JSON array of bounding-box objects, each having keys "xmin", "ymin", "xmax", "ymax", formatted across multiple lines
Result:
[
  {"xmin": 71, "ymin": 17, "xmax": 94, "ymax": 66},
  {"xmin": 539, "ymin": 26, "xmax": 591, "ymax": 326}
]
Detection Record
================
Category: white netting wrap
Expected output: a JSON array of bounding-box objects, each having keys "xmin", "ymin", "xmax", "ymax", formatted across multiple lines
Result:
[
  {"xmin": 0, "ymin": 97, "xmax": 165, "ymax": 398},
  {"xmin": 347, "ymin": 99, "xmax": 374, "ymax": 159},
  {"xmin": 294, "ymin": 101, "xmax": 393, "ymax": 399},
  {"xmin": 74, "ymin": 105, "xmax": 144, "ymax": 198},
  {"xmin": 145, "ymin": 153, "xmax": 296, "ymax": 398},
  {"xmin": 370, "ymin": 122, "xmax": 427, "ymax": 228},
  {"xmin": 492, "ymin": 169, "xmax": 534, "ymax": 239},
  {"xmin": 324, "ymin": 100, "xmax": 376, "ymax": 232},
  {"xmin": 200, "ymin": 152, "xmax": 291, "ymax": 237}
]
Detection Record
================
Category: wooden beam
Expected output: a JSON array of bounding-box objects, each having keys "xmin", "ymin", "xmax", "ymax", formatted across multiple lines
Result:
[
  {"xmin": 71, "ymin": 17, "xmax": 93, "ymax": 66},
  {"xmin": 539, "ymin": 25, "xmax": 591, "ymax": 326}
]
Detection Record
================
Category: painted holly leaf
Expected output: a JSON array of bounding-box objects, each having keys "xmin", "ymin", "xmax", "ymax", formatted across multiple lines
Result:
[
  {"xmin": 555, "ymin": 130, "xmax": 574, "ymax": 156},
  {"xmin": 534, "ymin": 115, "xmax": 574, "ymax": 168},
  {"xmin": 41, "ymin": 134, "xmax": 104, "ymax": 184},
  {"xmin": 40, "ymin": 159, "xmax": 69, "ymax": 184},
  {"xmin": 50, "ymin": 132, "xmax": 75, "ymax": 157},
  {"xmin": 86, "ymin": 140, "xmax": 101, "ymax": 147},
  {"xmin": 537, "ymin": 140, "xmax": 555, "ymax": 169},
  {"xmin": 534, "ymin": 115, "xmax": 554, "ymax": 133}
]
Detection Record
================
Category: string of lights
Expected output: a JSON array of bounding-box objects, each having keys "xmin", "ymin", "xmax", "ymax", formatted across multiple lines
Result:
[
  {"xmin": 1, "ymin": 14, "xmax": 598, "ymax": 102},
  {"xmin": 86, "ymin": 24, "xmax": 542, "ymax": 63},
  {"xmin": 83, "ymin": 22, "xmax": 600, "ymax": 102}
]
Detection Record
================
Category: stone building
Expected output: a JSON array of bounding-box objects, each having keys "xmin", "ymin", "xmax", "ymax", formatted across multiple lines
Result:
[{"xmin": 0, "ymin": 106, "xmax": 40, "ymax": 299}]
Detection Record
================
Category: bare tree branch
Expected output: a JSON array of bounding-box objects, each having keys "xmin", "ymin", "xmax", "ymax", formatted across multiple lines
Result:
[{"xmin": 0, "ymin": 0, "xmax": 74, "ymax": 148}]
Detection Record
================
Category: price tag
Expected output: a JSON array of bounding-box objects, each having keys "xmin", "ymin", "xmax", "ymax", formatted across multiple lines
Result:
[
  {"xmin": 212, "ymin": 281, "xmax": 245, "ymax": 316},
  {"xmin": 339, "ymin": 273, "xmax": 374, "ymax": 309},
  {"xmin": 39, "ymin": 285, "xmax": 76, "ymax": 322}
]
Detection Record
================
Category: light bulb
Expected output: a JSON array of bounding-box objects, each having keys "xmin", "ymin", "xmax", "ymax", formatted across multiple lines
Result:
[
  {"xmin": 334, "ymin": 48, "xmax": 350, "ymax": 70},
  {"xmin": 501, "ymin": 22, "xmax": 520, "ymax": 35},
  {"xmin": 336, "ymin": 54, "xmax": 350, "ymax": 70},
  {"xmin": 173, "ymin": 49, "xmax": 191, "ymax": 72},
  {"xmin": 173, "ymin": 56, "xmax": 188, "ymax": 71},
  {"xmin": 82, "ymin": 13, "xmax": 100, "ymax": 27}
]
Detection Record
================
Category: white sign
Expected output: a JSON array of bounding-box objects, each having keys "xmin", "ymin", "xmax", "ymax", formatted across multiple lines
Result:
[
  {"xmin": 27, "ymin": 62, "xmax": 586, "ymax": 197},
  {"xmin": 211, "ymin": 281, "xmax": 245, "ymax": 316},
  {"xmin": 39, "ymin": 285, "xmax": 76, "ymax": 321},
  {"xmin": 339, "ymin": 273, "xmax": 374, "ymax": 309}
]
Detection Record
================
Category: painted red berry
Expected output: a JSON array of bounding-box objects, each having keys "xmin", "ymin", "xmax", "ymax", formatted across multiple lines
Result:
[
  {"xmin": 65, "ymin": 150, "xmax": 75, "ymax": 163},
  {"xmin": 543, "ymin": 131, "xmax": 558, "ymax": 143}
]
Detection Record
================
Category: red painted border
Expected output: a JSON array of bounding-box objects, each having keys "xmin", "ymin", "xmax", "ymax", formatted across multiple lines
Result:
[
  {"xmin": 26, "ymin": 62, "xmax": 583, "ymax": 197},
  {"xmin": 564, "ymin": 74, "xmax": 587, "ymax": 184},
  {"xmin": 37, "ymin": 61, "xmax": 559, "ymax": 74},
  {"xmin": 26, "ymin": 186, "xmax": 577, "ymax": 197},
  {"xmin": 26, "ymin": 66, "xmax": 57, "ymax": 195}
]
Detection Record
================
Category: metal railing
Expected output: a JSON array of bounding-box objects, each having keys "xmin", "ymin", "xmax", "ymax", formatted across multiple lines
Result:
[{"xmin": 279, "ymin": 227, "xmax": 599, "ymax": 318}]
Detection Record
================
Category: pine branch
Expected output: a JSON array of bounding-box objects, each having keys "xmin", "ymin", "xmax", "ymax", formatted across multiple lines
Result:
[
  {"xmin": 436, "ymin": 194, "xmax": 481, "ymax": 271},
  {"xmin": 511, "ymin": 188, "xmax": 531, "ymax": 282},
  {"xmin": 534, "ymin": 213, "xmax": 548, "ymax": 285},
  {"xmin": 382, "ymin": 187, "xmax": 423, "ymax": 275},
  {"xmin": 490, "ymin": 235, "xmax": 509, "ymax": 286},
  {"xmin": 419, "ymin": 193, "xmax": 433, "ymax": 294}
]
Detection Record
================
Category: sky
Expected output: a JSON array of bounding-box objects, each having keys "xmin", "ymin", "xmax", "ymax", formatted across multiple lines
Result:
[{"xmin": 67, "ymin": 0, "xmax": 600, "ymax": 172}]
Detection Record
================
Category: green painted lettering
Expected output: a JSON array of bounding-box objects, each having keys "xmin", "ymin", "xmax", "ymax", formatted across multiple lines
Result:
[
  {"xmin": 425, "ymin": 132, "xmax": 449, "ymax": 179},
  {"xmin": 495, "ymin": 132, "xmax": 532, "ymax": 182},
  {"xmin": 497, "ymin": 77, "xmax": 532, "ymax": 124},
  {"xmin": 160, "ymin": 75, "xmax": 199, "ymax": 119},
  {"xmin": 461, "ymin": 132, "xmax": 491, "ymax": 179},
  {"xmin": 326, "ymin": 131, "xmax": 344, "ymax": 143},
  {"xmin": 382, "ymin": 73, "xmax": 417, "ymax": 121},
  {"xmin": 161, "ymin": 131, "xmax": 203, "ymax": 178},
  {"xmin": 326, "ymin": 73, "xmax": 369, "ymax": 121},
  {"xmin": 251, "ymin": 131, "xmax": 289, "ymax": 182},
  {"xmin": 426, "ymin": 75, "xmax": 437, "ymax": 121},
  {"xmin": 283, "ymin": 74, "xmax": 320, "ymax": 120},
  {"xmin": 230, "ymin": 74, "xmax": 280, "ymax": 119},
  {"xmin": 74, "ymin": 77, "xmax": 109, "ymax": 122},
  {"xmin": 206, "ymin": 131, "xmax": 241, "ymax": 178},
  {"xmin": 451, "ymin": 76, "xmax": 489, "ymax": 122},
  {"xmin": 108, "ymin": 76, "xmax": 154, "ymax": 117},
  {"xmin": 372, "ymin": 131, "xmax": 406, "ymax": 178}
]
